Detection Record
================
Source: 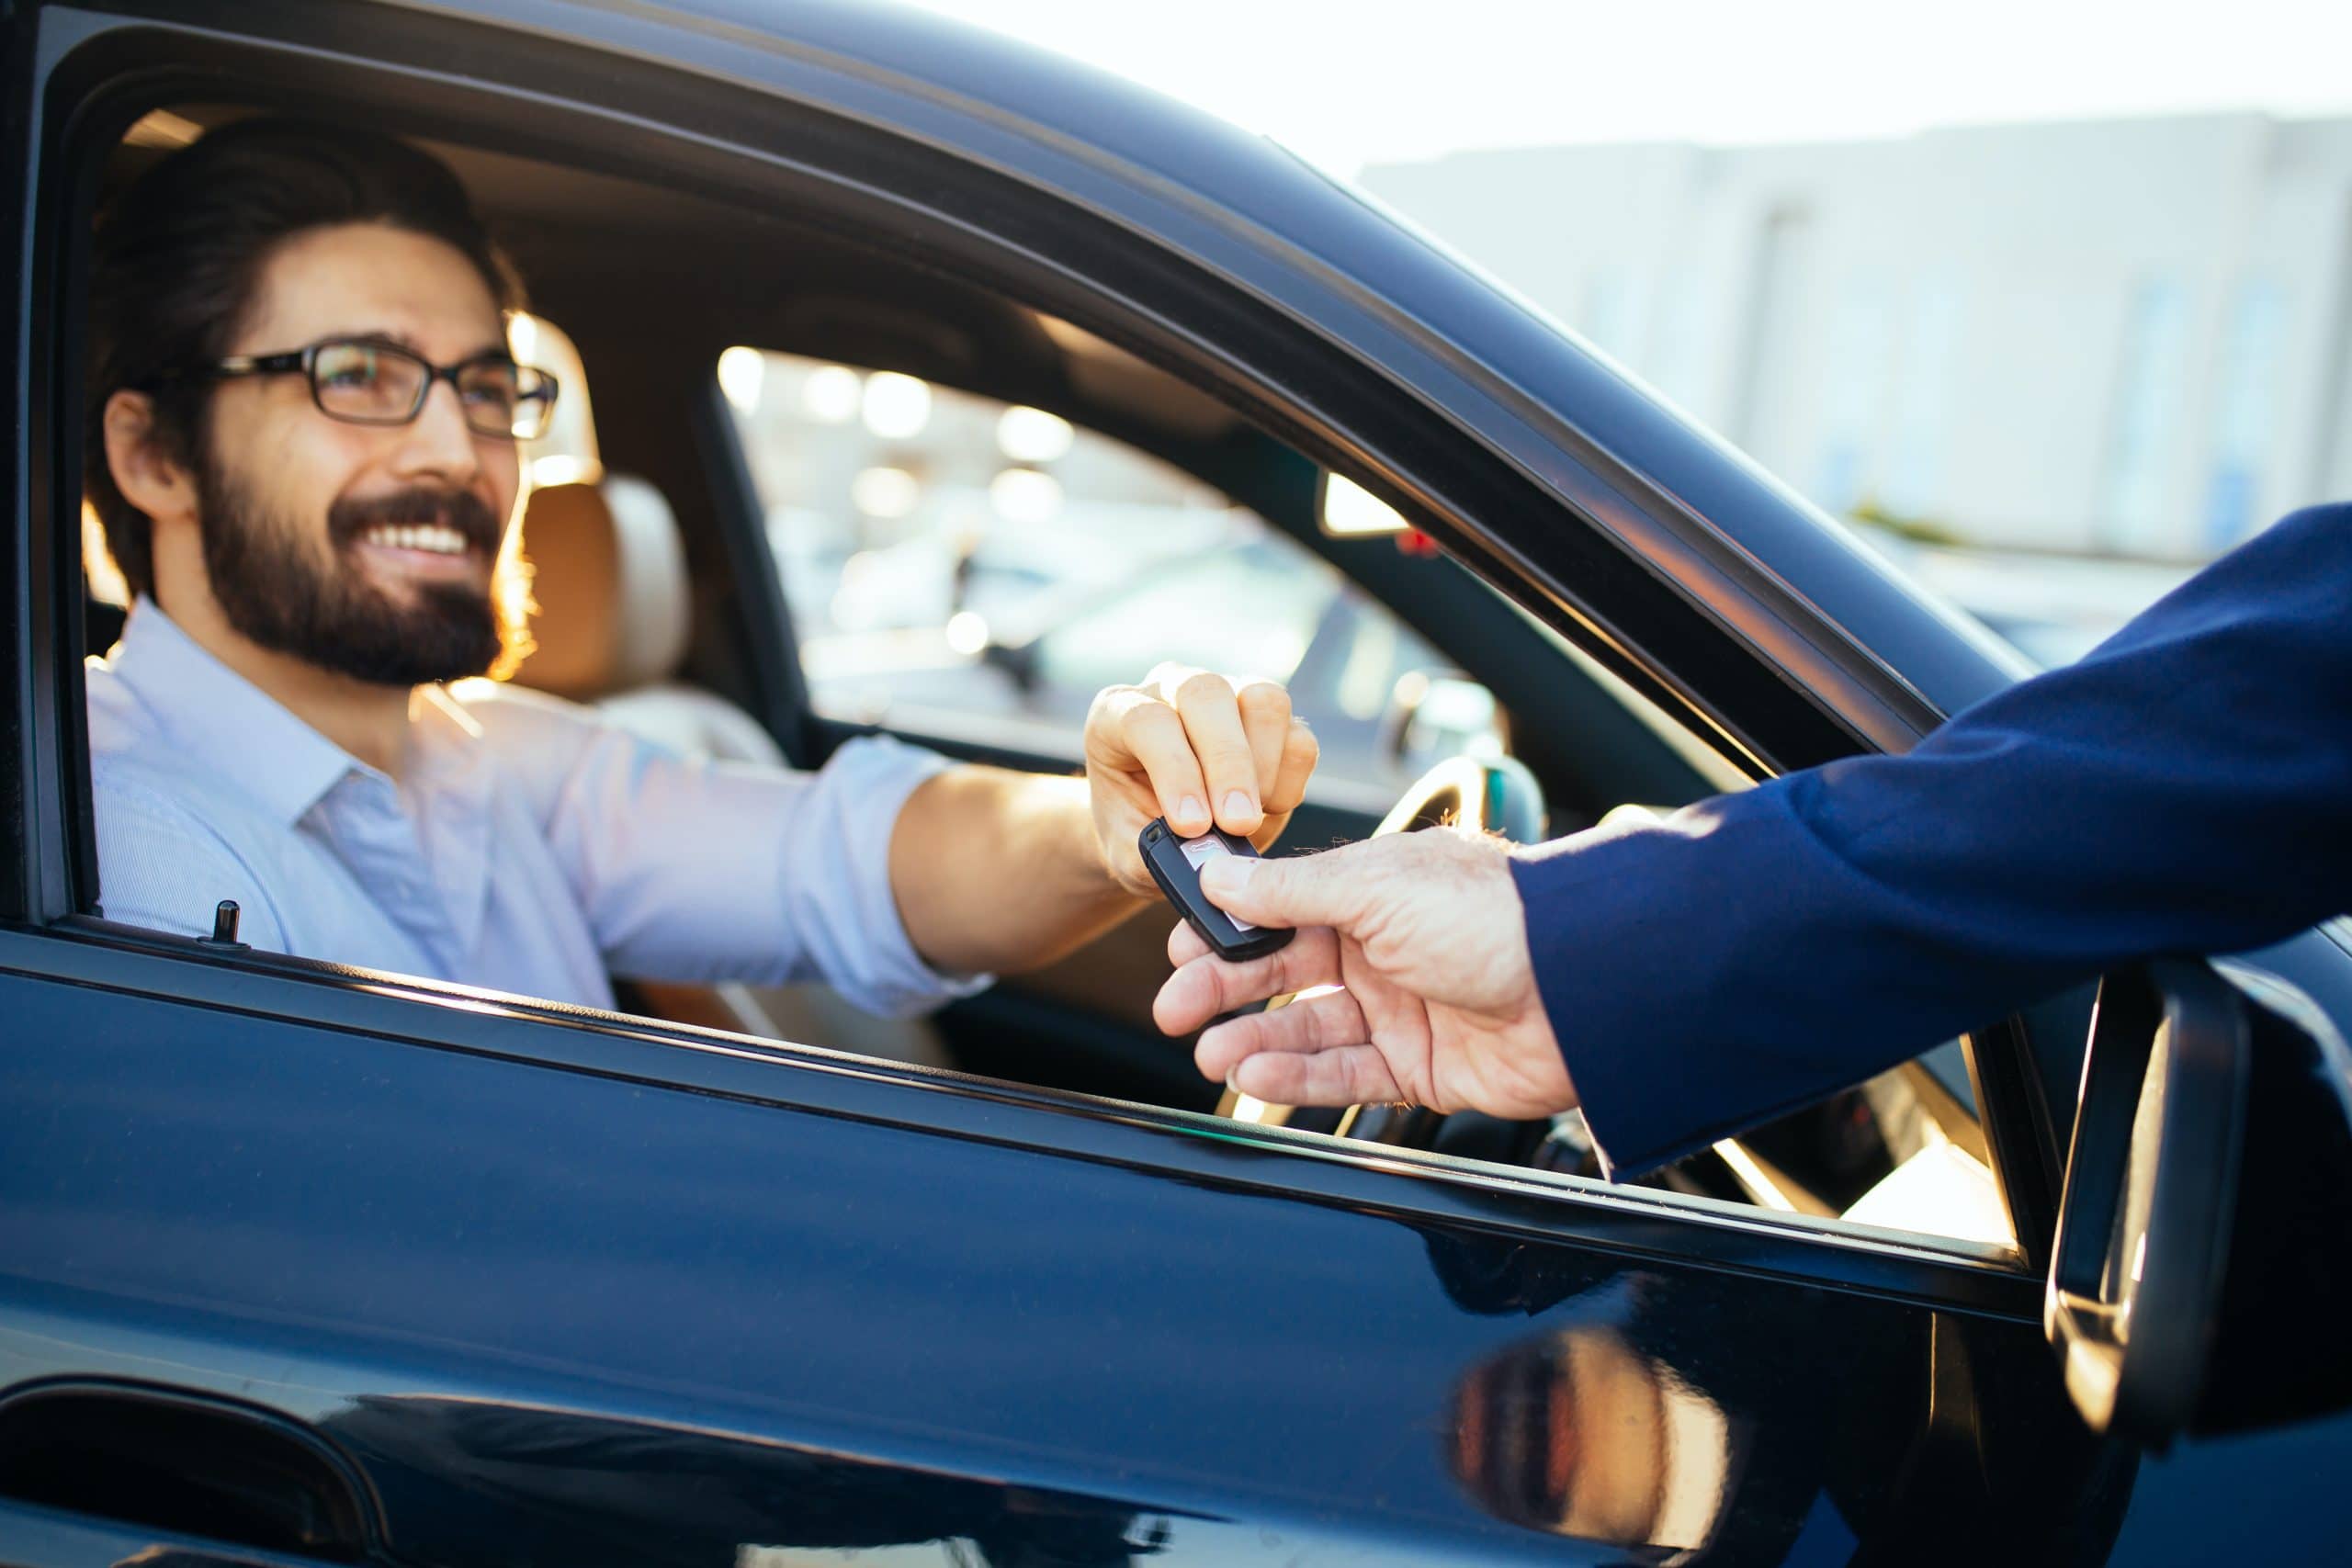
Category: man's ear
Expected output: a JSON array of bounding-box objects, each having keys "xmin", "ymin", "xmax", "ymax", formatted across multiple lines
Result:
[{"xmin": 103, "ymin": 389, "xmax": 198, "ymax": 529}]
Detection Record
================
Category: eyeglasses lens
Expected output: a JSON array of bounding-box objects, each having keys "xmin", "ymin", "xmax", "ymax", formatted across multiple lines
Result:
[
  {"xmin": 506, "ymin": 368, "xmax": 557, "ymax": 441},
  {"xmin": 309, "ymin": 341, "xmax": 554, "ymax": 439},
  {"xmin": 313, "ymin": 342, "xmax": 425, "ymax": 423},
  {"xmin": 458, "ymin": 361, "xmax": 552, "ymax": 439}
]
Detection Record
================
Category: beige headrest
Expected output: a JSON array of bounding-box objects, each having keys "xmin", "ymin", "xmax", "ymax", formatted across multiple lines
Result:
[{"xmin": 514, "ymin": 473, "xmax": 691, "ymax": 701}]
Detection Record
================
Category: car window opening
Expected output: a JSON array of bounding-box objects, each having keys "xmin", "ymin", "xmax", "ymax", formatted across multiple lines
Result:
[{"xmin": 62, "ymin": 99, "xmax": 2015, "ymax": 1262}]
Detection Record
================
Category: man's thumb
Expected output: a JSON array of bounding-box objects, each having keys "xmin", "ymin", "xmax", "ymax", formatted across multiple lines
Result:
[{"xmin": 1199, "ymin": 848, "xmax": 1354, "ymax": 930}]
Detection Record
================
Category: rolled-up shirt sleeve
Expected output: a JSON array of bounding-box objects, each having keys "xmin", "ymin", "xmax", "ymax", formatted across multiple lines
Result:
[
  {"xmin": 477, "ymin": 690, "xmax": 991, "ymax": 1016},
  {"xmin": 763, "ymin": 735, "xmax": 996, "ymax": 1017}
]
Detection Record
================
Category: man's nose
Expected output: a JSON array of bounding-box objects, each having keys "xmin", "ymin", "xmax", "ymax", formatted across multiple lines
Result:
[{"xmin": 390, "ymin": 376, "xmax": 483, "ymax": 480}]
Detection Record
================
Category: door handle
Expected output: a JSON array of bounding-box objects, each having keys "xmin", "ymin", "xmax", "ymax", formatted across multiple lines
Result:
[{"xmin": 0, "ymin": 1381, "xmax": 379, "ymax": 1565}]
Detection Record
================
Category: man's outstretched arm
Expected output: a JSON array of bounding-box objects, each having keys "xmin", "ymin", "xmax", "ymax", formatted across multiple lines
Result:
[
  {"xmin": 1159, "ymin": 502, "xmax": 2352, "ymax": 1178},
  {"xmin": 889, "ymin": 667, "xmax": 1318, "ymax": 977},
  {"xmin": 1514, "ymin": 501, "xmax": 2352, "ymax": 1174}
]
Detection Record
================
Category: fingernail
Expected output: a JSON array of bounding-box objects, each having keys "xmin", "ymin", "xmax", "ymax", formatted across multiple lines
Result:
[
  {"xmin": 1177, "ymin": 795, "xmax": 1206, "ymax": 827},
  {"xmin": 1223, "ymin": 789, "xmax": 1256, "ymax": 822},
  {"xmin": 1200, "ymin": 857, "xmax": 1257, "ymax": 896}
]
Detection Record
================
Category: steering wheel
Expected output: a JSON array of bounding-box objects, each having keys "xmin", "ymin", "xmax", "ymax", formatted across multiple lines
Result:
[{"xmin": 1216, "ymin": 752, "xmax": 1548, "ymax": 1143}]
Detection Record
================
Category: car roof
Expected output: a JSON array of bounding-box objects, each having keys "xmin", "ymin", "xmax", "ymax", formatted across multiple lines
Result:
[
  {"xmin": 166, "ymin": 0, "xmax": 2001, "ymax": 742},
  {"xmin": 506, "ymin": 0, "xmax": 2027, "ymax": 729}
]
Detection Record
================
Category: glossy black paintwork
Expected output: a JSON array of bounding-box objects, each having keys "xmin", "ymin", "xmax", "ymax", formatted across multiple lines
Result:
[
  {"xmin": 4, "ymin": 2, "xmax": 2352, "ymax": 1563},
  {"xmin": 0, "ymin": 945, "xmax": 2120, "ymax": 1565}
]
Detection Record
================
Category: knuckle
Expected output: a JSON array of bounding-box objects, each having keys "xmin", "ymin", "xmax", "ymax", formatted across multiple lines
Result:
[
  {"xmin": 1201, "ymin": 742, "xmax": 1257, "ymax": 781},
  {"xmin": 1236, "ymin": 680, "xmax": 1290, "ymax": 718},
  {"xmin": 1089, "ymin": 682, "xmax": 1138, "ymax": 713},
  {"xmin": 1175, "ymin": 671, "xmax": 1234, "ymax": 708},
  {"xmin": 1120, "ymin": 702, "xmax": 1179, "ymax": 741},
  {"xmin": 1216, "ymin": 968, "xmax": 1254, "ymax": 1017}
]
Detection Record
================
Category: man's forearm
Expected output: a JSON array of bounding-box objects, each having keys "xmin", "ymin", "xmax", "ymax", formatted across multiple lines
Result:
[{"xmin": 888, "ymin": 764, "xmax": 1149, "ymax": 976}]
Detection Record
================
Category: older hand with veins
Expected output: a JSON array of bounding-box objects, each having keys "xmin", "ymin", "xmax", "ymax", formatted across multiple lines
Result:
[{"xmin": 1151, "ymin": 828, "xmax": 1577, "ymax": 1119}]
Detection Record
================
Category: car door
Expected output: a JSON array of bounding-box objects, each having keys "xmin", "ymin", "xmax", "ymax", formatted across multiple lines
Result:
[
  {"xmin": 6, "ymin": 3, "xmax": 2350, "ymax": 1564},
  {"xmin": 0, "ymin": 920, "xmax": 2125, "ymax": 1568}
]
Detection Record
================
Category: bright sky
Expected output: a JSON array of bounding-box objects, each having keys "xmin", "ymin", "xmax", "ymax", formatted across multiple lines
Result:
[{"xmin": 907, "ymin": 1, "xmax": 2352, "ymax": 177}]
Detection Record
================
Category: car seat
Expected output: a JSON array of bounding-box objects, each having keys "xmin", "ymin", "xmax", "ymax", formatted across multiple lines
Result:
[{"xmin": 513, "ymin": 475, "xmax": 782, "ymax": 765}]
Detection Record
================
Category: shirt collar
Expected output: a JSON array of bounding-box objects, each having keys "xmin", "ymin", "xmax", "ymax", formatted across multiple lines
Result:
[{"xmin": 101, "ymin": 598, "xmax": 366, "ymax": 825}]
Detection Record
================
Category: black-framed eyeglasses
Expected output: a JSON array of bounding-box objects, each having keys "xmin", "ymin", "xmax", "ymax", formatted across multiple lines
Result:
[{"xmin": 154, "ymin": 336, "xmax": 560, "ymax": 441}]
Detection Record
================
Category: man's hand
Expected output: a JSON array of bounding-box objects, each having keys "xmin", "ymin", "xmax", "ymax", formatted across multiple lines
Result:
[
  {"xmin": 1151, "ymin": 829, "xmax": 1577, "ymax": 1119},
  {"xmin": 888, "ymin": 663, "xmax": 1315, "ymax": 976},
  {"xmin": 1085, "ymin": 662, "xmax": 1318, "ymax": 898}
]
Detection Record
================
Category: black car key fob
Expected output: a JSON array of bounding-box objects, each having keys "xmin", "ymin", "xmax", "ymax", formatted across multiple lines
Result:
[{"xmin": 1138, "ymin": 818, "xmax": 1295, "ymax": 963}]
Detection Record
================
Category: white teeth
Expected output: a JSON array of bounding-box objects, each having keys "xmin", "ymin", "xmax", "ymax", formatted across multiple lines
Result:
[{"xmin": 363, "ymin": 524, "xmax": 467, "ymax": 555}]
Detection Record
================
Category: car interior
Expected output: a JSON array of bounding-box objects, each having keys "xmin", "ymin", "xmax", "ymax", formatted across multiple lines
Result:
[{"xmin": 69, "ymin": 101, "xmax": 2020, "ymax": 1258}]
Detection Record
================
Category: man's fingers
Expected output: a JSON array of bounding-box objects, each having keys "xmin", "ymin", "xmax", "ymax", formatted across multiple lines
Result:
[
  {"xmin": 1196, "ymin": 838, "xmax": 1374, "ymax": 931},
  {"xmin": 1231, "ymin": 1043, "xmax": 1403, "ymax": 1108},
  {"xmin": 1099, "ymin": 687, "xmax": 1212, "ymax": 834},
  {"xmin": 1153, "ymin": 926, "xmax": 1343, "ymax": 1035},
  {"xmin": 1170, "ymin": 671, "xmax": 1262, "ymax": 837},
  {"xmin": 1235, "ymin": 681, "xmax": 1293, "ymax": 803},
  {"xmin": 1193, "ymin": 988, "xmax": 1368, "ymax": 1077},
  {"xmin": 1166, "ymin": 918, "xmax": 1210, "ymax": 968},
  {"xmin": 1266, "ymin": 717, "xmax": 1317, "ymax": 818}
]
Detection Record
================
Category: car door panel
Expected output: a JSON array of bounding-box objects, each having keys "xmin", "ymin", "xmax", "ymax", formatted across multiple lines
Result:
[{"xmin": 0, "ymin": 938, "xmax": 2109, "ymax": 1563}]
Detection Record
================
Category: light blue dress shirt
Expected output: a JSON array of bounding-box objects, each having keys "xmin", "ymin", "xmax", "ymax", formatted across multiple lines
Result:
[{"xmin": 85, "ymin": 600, "xmax": 988, "ymax": 1016}]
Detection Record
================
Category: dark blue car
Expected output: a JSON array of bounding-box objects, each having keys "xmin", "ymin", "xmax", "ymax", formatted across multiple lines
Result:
[{"xmin": 4, "ymin": 3, "xmax": 2350, "ymax": 1563}]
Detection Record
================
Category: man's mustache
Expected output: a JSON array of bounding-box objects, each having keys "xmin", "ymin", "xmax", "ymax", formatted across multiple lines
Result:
[{"xmin": 330, "ymin": 488, "xmax": 503, "ymax": 556}]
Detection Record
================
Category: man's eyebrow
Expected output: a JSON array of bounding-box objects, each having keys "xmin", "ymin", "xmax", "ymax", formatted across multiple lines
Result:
[
  {"xmin": 334, "ymin": 328, "xmax": 425, "ymax": 355},
  {"xmin": 334, "ymin": 329, "xmax": 511, "ymax": 361}
]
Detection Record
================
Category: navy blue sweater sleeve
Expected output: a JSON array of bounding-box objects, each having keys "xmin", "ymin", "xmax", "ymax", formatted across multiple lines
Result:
[{"xmin": 1509, "ymin": 502, "xmax": 2352, "ymax": 1179}]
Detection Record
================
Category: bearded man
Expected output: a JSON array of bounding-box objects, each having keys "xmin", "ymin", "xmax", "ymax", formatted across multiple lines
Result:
[{"xmin": 83, "ymin": 118, "xmax": 1315, "ymax": 1015}]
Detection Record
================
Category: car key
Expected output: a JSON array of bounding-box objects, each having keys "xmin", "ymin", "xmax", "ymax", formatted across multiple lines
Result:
[{"xmin": 1138, "ymin": 817, "xmax": 1295, "ymax": 963}]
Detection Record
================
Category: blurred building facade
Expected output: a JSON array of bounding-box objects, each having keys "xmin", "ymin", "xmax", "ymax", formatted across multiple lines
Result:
[{"xmin": 1363, "ymin": 113, "xmax": 2352, "ymax": 562}]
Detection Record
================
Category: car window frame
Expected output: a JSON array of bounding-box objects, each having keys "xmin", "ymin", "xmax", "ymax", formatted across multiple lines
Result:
[{"xmin": 6, "ymin": 3, "xmax": 2056, "ymax": 1293}]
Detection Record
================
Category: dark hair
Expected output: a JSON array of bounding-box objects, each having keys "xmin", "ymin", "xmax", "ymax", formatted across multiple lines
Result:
[{"xmin": 85, "ymin": 118, "xmax": 524, "ymax": 600}]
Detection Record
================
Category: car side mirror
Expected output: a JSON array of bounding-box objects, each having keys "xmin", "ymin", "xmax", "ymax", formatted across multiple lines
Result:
[{"xmin": 2044, "ymin": 959, "xmax": 2251, "ymax": 1450}]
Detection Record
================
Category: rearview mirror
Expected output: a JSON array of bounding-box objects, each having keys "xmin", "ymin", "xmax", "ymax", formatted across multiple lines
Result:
[
  {"xmin": 1317, "ymin": 470, "xmax": 1410, "ymax": 537},
  {"xmin": 979, "ymin": 635, "xmax": 1041, "ymax": 694},
  {"xmin": 2045, "ymin": 960, "xmax": 2250, "ymax": 1449}
]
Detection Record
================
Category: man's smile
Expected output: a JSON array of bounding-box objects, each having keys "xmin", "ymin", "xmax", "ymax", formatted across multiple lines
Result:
[
  {"xmin": 350, "ymin": 522, "xmax": 489, "ymax": 584},
  {"xmin": 331, "ymin": 485, "xmax": 504, "ymax": 592}
]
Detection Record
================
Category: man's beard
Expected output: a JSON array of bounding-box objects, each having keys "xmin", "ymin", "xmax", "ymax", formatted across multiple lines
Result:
[{"xmin": 197, "ymin": 460, "xmax": 512, "ymax": 687}]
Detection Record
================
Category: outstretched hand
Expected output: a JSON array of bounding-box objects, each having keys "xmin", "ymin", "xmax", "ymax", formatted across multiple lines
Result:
[
  {"xmin": 1151, "ymin": 828, "xmax": 1578, "ymax": 1119},
  {"xmin": 1084, "ymin": 662, "xmax": 1317, "ymax": 898}
]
